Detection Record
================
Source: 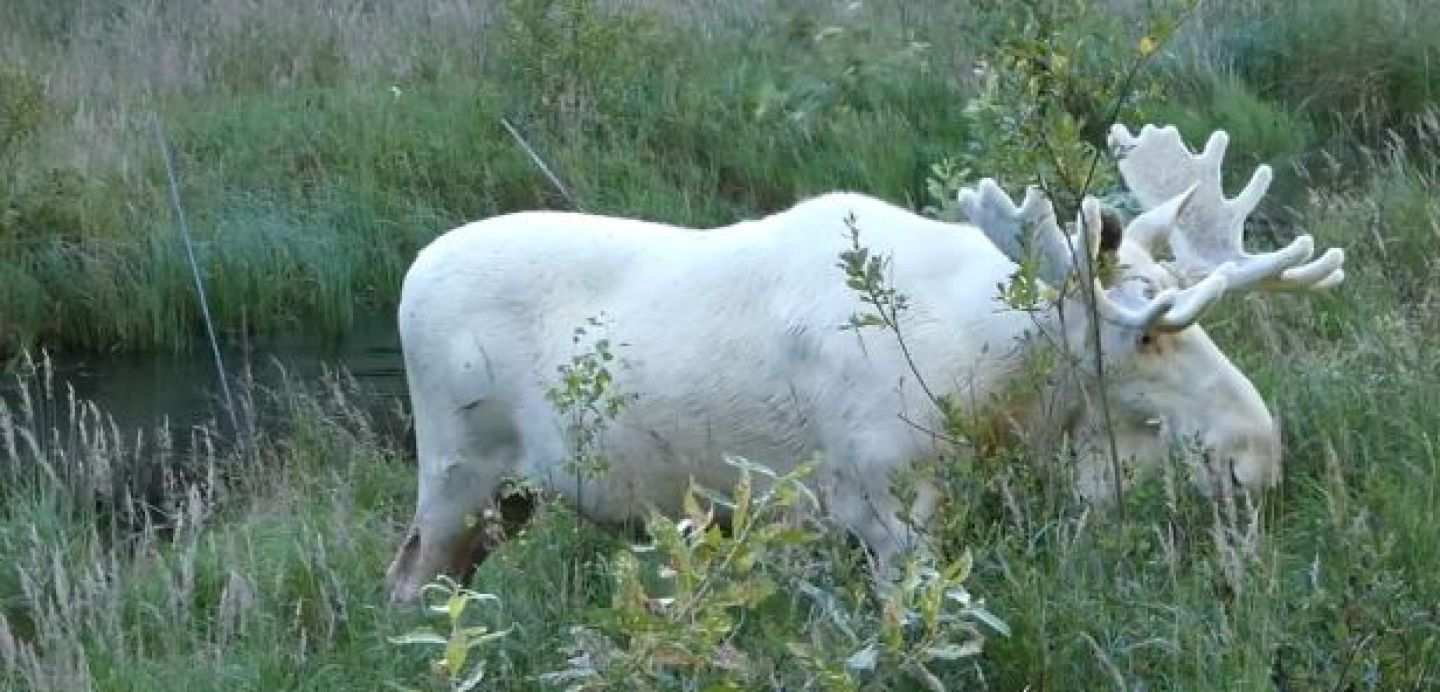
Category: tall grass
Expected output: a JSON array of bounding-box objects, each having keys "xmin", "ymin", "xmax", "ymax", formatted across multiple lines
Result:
[
  {"xmin": 0, "ymin": 0, "xmax": 971, "ymax": 354},
  {"xmin": 6, "ymin": 0, "xmax": 1430, "ymax": 355},
  {"xmin": 959, "ymin": 137, "xmax": 1440, "ymax": 686},
  {"xmin": 2, "ymin": 186, "xmax": 1435, "ymax": 687},
  {"xmin": 0, "ymin": 359, "xmax": 429, "ymax": 690},
  {"xmin": 1188, "ymin": 0, "xmax": 1440, "ymax": 139},
  {"xmin": 2, "ymin": 0, "xmax": 1438, "ymax": 689}
]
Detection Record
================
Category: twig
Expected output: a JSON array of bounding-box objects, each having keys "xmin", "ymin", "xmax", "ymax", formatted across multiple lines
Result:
[
  {"xmin": 500, "ymin": 117, "xmax": 582, "ymax": 211},
  {"xmin": 151, "ymin": 114, "xmax": 246, "ymax": 448},
  {"xmin": 1082, "ymin": 9, "xmax": 1196, "ymax": 515},
  {"xmin": 1049, "ymin": 6, "xmax": 1197, "ymax": 518}
]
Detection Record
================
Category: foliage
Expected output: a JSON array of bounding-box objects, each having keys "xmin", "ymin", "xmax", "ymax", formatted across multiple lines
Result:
[
  {"xmin": 0, "ymin": 65, "xmax": 107, "ymax": 257},
  {"xmin": 0, "ymin": 357, "xmax": 425, "ymax": 691},
  {"xmin": 1144, "ymin": 72, "xmax": 1314, "ymax": 191},
  {"xmin": 940, "ymin": 0, "xmax": 1195, "ymax": 216},
  {"xmin": 0, "ymin": 65, "xmax": 45, "ymax": 163},
  {"xmin": 387, "ymin": 577, "xmax": 512, "ymax": 691},
  {"xmin": 1206, "ymin": 0, "xmax": 1440, "ymax": 138},
  {"xmin": 543, "ymin": 315, "xmax": 637, "ymax": 484},
  {"xmin": 837, "ymin": 213, "xmax": 911, "ymax": 335},
  {"xmin": 839, "ymin": 211, "xmax": 972, "ymax": 412},
  {"xmin": 838, "ymin": 198, "xmax": 1050, "ymax": 487},
  {"xmin": 537, "ymin": 458, "xmax": 1007, "ymax": 691},
  {"xmin": 750, "ymin": 9, "xmax": 935, "ymax": 136},
  {"xmin": 527, "ymin": 302, "xmax": 1004, "ymax": 689},
  {"xmin": 497, "ymin": 0, "xmax": 669, "ymax": 137}
]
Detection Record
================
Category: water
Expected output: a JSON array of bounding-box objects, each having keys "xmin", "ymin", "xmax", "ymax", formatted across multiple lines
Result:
[{"xmin": 1, "ymin": 310, "xmax": 410, "ymax": 443}]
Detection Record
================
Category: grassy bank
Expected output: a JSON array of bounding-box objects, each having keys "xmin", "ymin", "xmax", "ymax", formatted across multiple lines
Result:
[
  {"xmin": 2, "ymin": 259, "xmax": 1434, "ymax": 689},
  {"xmin": 4, "ymin": 0, "xmax": 1433, "ymax": 354},
  {"xmin": 0, "ymin": 210, "xmax": 1436, "ymax": 689},
  {"xmin": 1, "ymin": 0, "xmax": 972, "ymax": 353},
  {"xmin": 2, "ymin": 0, "xmax": 1439, "ymax": 689}
]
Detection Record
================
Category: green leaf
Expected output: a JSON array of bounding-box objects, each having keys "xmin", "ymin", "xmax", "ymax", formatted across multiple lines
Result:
[
  {"xmin": 446, "ymin": 628, "xmax": 470, "ymax": 677},
  {"xmin": 733, "ymin": 468, "xmax": 751, "ymax": 531},
  {"xmin": 944, "ymin": 548, "xmax": 973, "ymax": 584},
  {"xmin": 456, "ymin": 662, "xmax": 487, "ymax": 692},
  {"xmin": 447, "ymin": 593, "xmax": 468, "ymax": 624},
  {"xmin": 969, "ymin": 605, "xmax": 1012, "ymax": 638}
]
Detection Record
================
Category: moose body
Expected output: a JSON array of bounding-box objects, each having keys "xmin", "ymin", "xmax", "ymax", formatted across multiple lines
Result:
[
  {"xmin": 387, "ymin": 193, "xmax": 1032, "ymax": 601},
  {"xmin": 386, "ymin": 125, "xmax": 1345, "ymax": 603}
]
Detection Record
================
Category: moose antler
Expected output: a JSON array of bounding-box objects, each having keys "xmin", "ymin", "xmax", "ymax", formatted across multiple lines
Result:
[
  {"xmin": 1107, "ymin": 124, "xmax": 1345, "ymax": 292},
  {"xmin": 956, "ymin": 178, "xmax": 1072, "ymax": 286},
  {"xmin": 958, "ymin": 179, "xmax": 1230, "ymax": 332}
]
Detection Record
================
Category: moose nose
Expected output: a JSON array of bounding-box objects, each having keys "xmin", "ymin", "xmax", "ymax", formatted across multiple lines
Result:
[{"xmin": 1220, "ymin": 424, "xmax": 1282, "ymax": 490}]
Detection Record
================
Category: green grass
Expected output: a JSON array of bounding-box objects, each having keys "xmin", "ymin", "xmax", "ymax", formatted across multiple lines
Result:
[
  {"xmin": 0, "ymin": 370, "xmax": 413, "ymax": 690},
  {"xmin": 1, "ymin": 226, "xmax": 1435, "ymax": 688},
  {"xmin": 0, "ymin": 0, "xmax": 971, "ymax": 354},
  {"xmin": 2, "ymin": 0, "xmax": 1439, "ymax": 689},
  {"xmin": 1199, "ymin": 0, "xmax": 1440, "ymax": 138},
  {"xmin": 7, "ymin": 0, "xmax": 1430, "ymax": 355}
]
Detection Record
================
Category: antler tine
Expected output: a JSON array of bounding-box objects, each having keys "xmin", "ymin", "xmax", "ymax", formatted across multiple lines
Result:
[
  {"xmin": 1107, "ymin": 124, "xmax": 1346, "ymax": 293},
  {"xmin": 961, "ymin": 182, "xmax": 1229, "ymax": 332},
  {"xmin": 1155, "ymin": 267, "xmax": 1230, "ymax": 330},
  {"xmin": 957, "ymin": 178, "xmax": 1072, "ymax": 286},
  {"xmin": 1074, "ymin": 198, "xmax": 1229, "ymax": 333},
  {"xmin": 959, "ymin": 178, "xmax": 1234, "ymax": 332}
]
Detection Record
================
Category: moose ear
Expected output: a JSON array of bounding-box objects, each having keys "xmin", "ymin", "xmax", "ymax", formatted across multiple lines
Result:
[
  {"xmin": 1099, "ymin": 205, "xmax": 1125, "ymax": 256},
  {"xmin": 1078, "ymin": 197, "xmax": 1123, "ymax": 284}
]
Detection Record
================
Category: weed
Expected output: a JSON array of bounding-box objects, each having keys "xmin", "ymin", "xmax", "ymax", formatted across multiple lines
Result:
[{"xmin": 387, "ymin": 576, "xmax": 511, "ymax": 691}]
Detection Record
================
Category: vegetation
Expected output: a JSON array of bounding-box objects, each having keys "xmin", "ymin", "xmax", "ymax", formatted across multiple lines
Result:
[{"xmin": 1, "ymin": 0, "xmax": 1437, "ymax": 689}]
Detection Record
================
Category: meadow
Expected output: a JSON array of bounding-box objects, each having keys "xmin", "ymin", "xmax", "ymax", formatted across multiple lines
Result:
[{"xmin": 1, "ymin": 0, "xmax": 1437, "ymax": 689}]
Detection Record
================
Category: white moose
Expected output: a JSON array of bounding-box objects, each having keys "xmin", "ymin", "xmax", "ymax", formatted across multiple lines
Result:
[{"xmin": 385, "ymin": 124, "xmax": 1344, "ymax": 603}]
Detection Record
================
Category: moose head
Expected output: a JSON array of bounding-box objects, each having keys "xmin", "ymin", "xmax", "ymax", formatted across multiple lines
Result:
[{"xmin": 958, "ymin": 124, "xmax": 1344, "ymax": 500}]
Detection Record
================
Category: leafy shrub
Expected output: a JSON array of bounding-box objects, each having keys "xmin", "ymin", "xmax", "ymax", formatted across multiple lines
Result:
[
  {"xmin": 537, "ymin": 459, "xmax": 1007, "ymax": 690},
  {"xmin": 748, "ymin": 10, "xmax": 935, "ymax": 136},
  {"xmin": 931, "ymin": 0, "xmax": 1191, "ymax": 217},
  {"xmin": 388, "ymin": 577, "xmax": 512, "ymax": 692},
  {"xmin": 545, "ymin": 316, "xmax": 637, "ymax": 484},
  {"xmin": 496, "ymin": 0, "xmax": 670, "ymax": 137}
]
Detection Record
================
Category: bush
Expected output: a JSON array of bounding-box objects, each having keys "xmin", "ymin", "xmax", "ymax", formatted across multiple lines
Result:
[{"xmin": 529, "ymin": 460, "xmax": 1007, "ymax": 691}]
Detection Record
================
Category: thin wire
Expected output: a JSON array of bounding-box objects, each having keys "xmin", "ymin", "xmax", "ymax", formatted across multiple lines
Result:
[
  {"xmin": 152, "ymin": 114, "xmax": 246, "ymax": 447},
  {"xmin": 500, "ymin": 117, "xmax": 582, "ymax": 211}
]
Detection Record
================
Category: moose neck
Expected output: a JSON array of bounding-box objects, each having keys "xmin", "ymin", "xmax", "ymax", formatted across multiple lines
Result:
[
  {"xmin": 914, "ymin": 296, "xmax": 1086, "ymax": 459},
  {"xmin": 988, "ymin": 296, "xmax": 1096, "ymax": 458}
]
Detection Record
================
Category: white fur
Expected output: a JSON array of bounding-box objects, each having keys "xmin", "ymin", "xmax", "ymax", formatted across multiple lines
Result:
[{"xmin": 384, "ymin": 191, "xmax": 1280, "ymax": 602}]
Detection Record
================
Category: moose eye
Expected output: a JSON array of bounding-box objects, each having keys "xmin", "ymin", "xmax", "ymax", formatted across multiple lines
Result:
[{"xmin": 1137, "ymin": 332, "xmax": 1156, "ymax": 349}]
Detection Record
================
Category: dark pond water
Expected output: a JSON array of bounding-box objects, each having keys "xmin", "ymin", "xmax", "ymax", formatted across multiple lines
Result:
[{"xmin": 1, "ymin": 310, "xmax": 410, "ymax": 445}]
